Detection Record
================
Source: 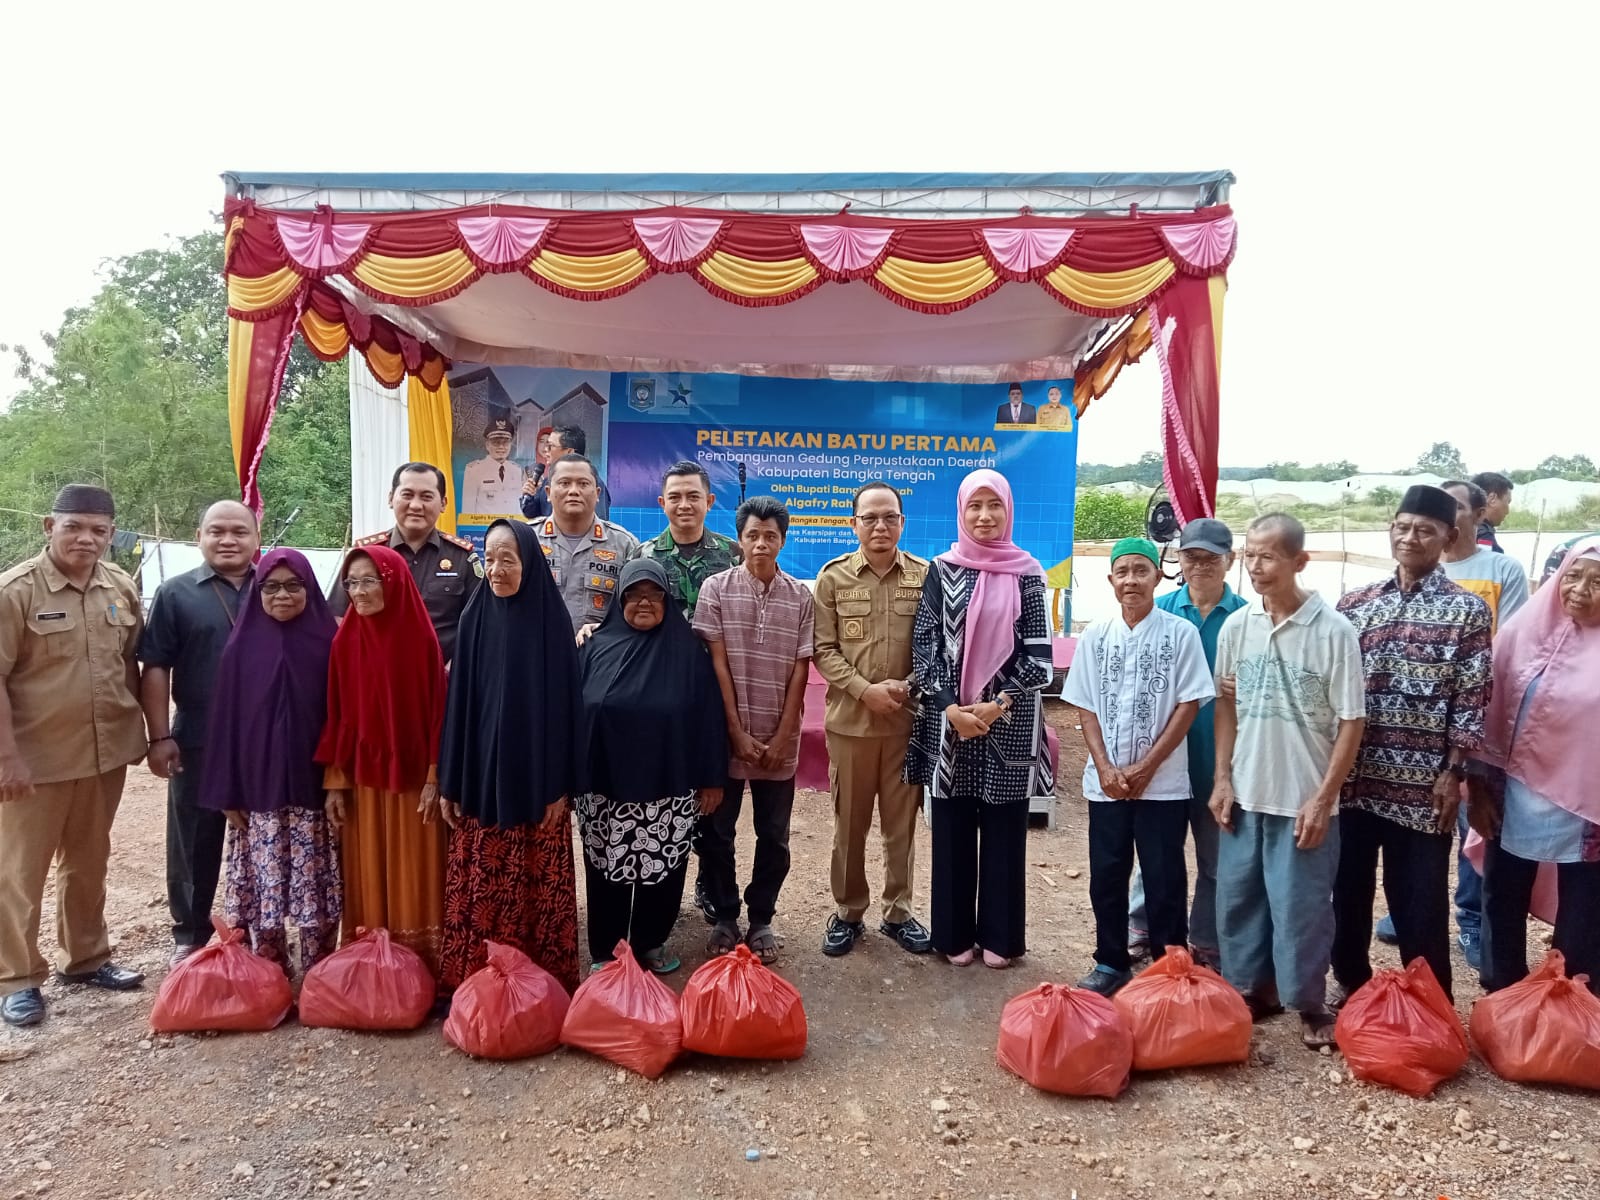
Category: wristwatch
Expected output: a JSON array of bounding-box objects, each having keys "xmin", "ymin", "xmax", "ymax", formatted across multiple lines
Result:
[{"xmin": 1446, "ymin": 761, "xmax": 1468, "ymax": 780}]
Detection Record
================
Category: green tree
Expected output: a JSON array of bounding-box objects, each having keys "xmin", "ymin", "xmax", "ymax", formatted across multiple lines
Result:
[
  {"xmin": 1074, "ymin": 489, "xmax": 1148, "ymax": 540},
  {"xmin": 0, "ymin": 231, "xmax": 351, "ymax": 567},
  {"xmin": 1415, "ymin": 441, "xmax": 1467, "ymax": 477},
  {"xmin": 1535, "ymin": 454, "xmax": 1599, "ymax": 481}
]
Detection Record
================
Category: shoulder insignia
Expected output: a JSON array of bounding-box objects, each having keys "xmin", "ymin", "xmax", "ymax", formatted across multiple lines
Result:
[
  {"xmin": 818, "ymin": 552, "xmax": 852, "ymax": 571},
  {"xmin": 0, "ymin": 559, "xmax": 39, "ymax": 589},
  {"xmin": 442, "ymin": 531, "xmax": 475, "ymax": 551},
  {"xmin": 541, "ymin": 520, "xmax": 556, "ymax": 536},
  {"xmin": 902, "ymin": 551, "xmax": 931, "ymax": 568},
  {"xmin": 355, "ymin": 530, "xmax": 388, "ymax": 546},
  {"xmin": 592, "ymin": 522, "xmax": 605, "ymax": 539}
]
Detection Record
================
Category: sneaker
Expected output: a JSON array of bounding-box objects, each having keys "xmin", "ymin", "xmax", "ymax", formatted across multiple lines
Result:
[
  {"xmin": 1374, "ymin": 914, "xmax": 1398, "ymax": 945},
  {"xmin": 1457, "ymin": 927, "xmax": 1482, "ymax": 973},
  {"xmin": 822, "ymin": 915, "xmax": 865, "ymax": 957},
  {"xmin": 879, "ymin": 916, "xmax": 933, "ymax": 955},
  {"xmin": 1076, "ymin": 964, "xmax": 1133, "ymax": 996}
]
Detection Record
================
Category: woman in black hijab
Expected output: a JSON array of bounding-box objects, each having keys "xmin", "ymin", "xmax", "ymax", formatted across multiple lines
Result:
[
  {"xmin": 438, "ymin": 519, "xmax": 582, "ymax": 995},
  {"xmin": 576, "ymin": 558, "xmax": 728, "ymax": 974}
]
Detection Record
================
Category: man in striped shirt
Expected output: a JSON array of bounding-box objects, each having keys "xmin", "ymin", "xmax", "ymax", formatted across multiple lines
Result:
[
  {"xmin": 1331, "ymin": 485, "xmax": 1493, "ymax": 1003},
  {"xmin": 692, "ymin": 497, "xmax": 814, "ymax": 966}
]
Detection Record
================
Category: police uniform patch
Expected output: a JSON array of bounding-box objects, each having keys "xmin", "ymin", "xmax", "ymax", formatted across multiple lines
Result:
[
  {"xmin": 903, "ymin": 573, "xmax": 924, "ymax": 588},
  {"xmin": 439, "ymin": 559, "xmax": 452, "ymax": 571},
  {"xmin": 472, "ymin": 559, "xmax": 485, "ymax": 578},
  {"xmin": 593, "ymin": 548, "xmax": 617, "ymax": 561},
  {"xmin": 587, "ymin": 575, "xmax": 616, "ymax": 591},
  {"xmin": 591, "ymin": 593, "xmax": 607, "ymax": 609},
  {"xmin": 540, "ymin": 544, "xmax": 555, "ymax": 556}
]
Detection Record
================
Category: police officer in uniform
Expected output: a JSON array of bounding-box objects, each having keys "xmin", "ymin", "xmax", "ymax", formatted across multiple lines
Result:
[
  {"xmin": 333, "ymin": 462, "xmax": 483, "ymax": 664},
  {"xmin": 533, "ymin": 453, "xmax": 640, "ymax": 637},
  {"xmin": 811, "ymin": 481, "xmax": 933, "ymax": 957},
  {"xmin": 460, "ymin": 412, "xmax": 525, "ymax": 517}
]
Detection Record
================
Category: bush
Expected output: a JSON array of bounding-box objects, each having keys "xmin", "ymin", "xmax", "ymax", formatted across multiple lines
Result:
[{"xmin": 1075, "ymin": 490, "xmax": 1148, "ymax": 540}]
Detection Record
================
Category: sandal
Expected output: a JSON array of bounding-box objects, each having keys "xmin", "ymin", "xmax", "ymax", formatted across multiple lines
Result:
[
  {"xmin": 948, "ymin": 948, "xmax": 976, "ymax": 967},
  {"xmin": 1300, "ymin": 1010, "xmax": 1337, "ymax": 1050},
  {"xmin": 707, "ymin": 919, "xmax": 741, "ymax": 957},
  {"xmin": 745, "ymin": 924, "xmax": 780, "ymax": 966},
  {"xmin": 640, "ymin": 947, "xmax": 681, "ymax": 975},
  {"xmin": 981, "ymin": 949, "xmax": 1013, "ymax": 970}
]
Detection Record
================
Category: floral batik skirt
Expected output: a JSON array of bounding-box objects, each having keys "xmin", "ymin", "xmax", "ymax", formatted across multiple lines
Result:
[
  {"xmin": 223, "ymin": 806, "xmax": 342, "ymax": 974},
  {"xmin": 439, "ymin": 814, "xmax": 580, "ymax": 995}
]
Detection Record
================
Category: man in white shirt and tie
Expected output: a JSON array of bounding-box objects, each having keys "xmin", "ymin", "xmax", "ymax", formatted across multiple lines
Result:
[{"xmin": 461, "ymin": 412, "xmax": 526, "ymax": 517}]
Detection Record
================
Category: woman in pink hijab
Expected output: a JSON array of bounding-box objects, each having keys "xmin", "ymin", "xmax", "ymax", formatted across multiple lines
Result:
[
  {"xmin": 906, "ymin": 469, "xmax": 1053, "ymax": 967},
  {"xmin": 1468, "ymin": 536, "xmax": 1600, "ymax": 994}
]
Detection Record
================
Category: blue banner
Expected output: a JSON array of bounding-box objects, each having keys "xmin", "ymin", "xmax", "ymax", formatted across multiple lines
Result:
[
  {"xmin": 445, "ymin": 364, "xmax": 1077, "ymax": 585},
  {"xmin": 607, "ymin": 372, "xmax": 1076, "ymax": 584}
]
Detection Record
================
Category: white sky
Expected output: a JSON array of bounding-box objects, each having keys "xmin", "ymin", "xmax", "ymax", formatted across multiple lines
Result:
[{"xmin": 2, "ymin": 1, "xmax": 1595, "ymax": 473}]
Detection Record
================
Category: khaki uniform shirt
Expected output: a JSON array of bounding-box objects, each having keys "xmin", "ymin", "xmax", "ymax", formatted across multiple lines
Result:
[
  {"xmin": 533, "ymin": 517, "xmax": 641, "ymax": 633},
  {"xmin": 332, "ymin": 527, "xmax": 483, "ymax": 664},
  {"xmin": 812, "ymin": 549, "xmax": 928, "ymax": 738},
  {"xmin": 0, "ymin": 552, "xmax": 147, "ymax": 784}
]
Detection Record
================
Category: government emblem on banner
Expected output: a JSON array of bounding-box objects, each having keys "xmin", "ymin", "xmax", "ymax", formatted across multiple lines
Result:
[{"xmin": 630, "ymin": 379, "xmax": 656, "ymax": 412}]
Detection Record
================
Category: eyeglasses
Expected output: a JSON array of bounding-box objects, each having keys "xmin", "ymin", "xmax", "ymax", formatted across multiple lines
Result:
[
  {"xmin": 342, "ymin": 578, "xmax": 383, "ymax": 592},
  {"xmin": 855, "ymin": 514, "xmax": 903, "ymax": 526},
  {"xmin": 260, "ymin": 581, "xmax": 305, "ymax": 596}
]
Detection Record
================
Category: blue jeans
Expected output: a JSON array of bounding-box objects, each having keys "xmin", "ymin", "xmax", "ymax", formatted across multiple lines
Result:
[
  {"xmin": 1453, "ymin": 805, "xmax": 1481, "ymax": 933},
  {"xmin": 1216, "ymin": 808, "xmax": 1340, "ymax": 1013},
  {"xmin": 1128, "ymin": 792, "xmax": 1219, "ymax": 956}
]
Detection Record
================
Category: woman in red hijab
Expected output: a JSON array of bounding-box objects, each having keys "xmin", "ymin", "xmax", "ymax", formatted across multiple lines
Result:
[{"xmin": 316, "ymin": 546, "xmax": 448, "ymax": 976}]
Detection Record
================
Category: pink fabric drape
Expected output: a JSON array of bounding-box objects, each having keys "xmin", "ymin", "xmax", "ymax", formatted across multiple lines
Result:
[{"xmin": 1152, "ymin": 275, "xmax": 1222, "ymax": 525}]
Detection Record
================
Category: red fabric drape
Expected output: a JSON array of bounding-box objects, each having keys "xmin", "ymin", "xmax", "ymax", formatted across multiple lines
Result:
[
  {"xmin": 237, "ymin": 302, "xmax": 300, "ymax": 513},
  {"xmin": 1154, "ymin": 275, "xmax": 1221, "ymax": 525}
]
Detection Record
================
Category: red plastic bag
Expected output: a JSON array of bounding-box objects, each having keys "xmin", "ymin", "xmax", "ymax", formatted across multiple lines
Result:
[
  {"xmin": 299, "ymin": 927, "xmax": 435, "ymax": 1031},
  {"xmin": 997, "ymin": 982, "xmax": 1133, "ymax": 1098},
  {"xmin": 1113, "ymin": 947, "xmax": 1252, "ymax": 1070},
  {"xmin": 150, "ymin": 918, "xmax": 292, "ymax": 1033},
  {"xmin": 561, "ymin": 941, "xmax": 684, "ymax": 1078},
  {"xmin": 443, "ymin": 941, "xmax": 570, "ymax": 1060},
  {"xmin": 1335, "ymin": 957, "xmax": 1469, "ymax": 1096},
  {"xmin": 1469, "ymin": 950, "xmax": 1600, "ymax": 1089},
  {"xmin": 681, "ymin": 944, "xmax": 807, "ymax": 1060}
]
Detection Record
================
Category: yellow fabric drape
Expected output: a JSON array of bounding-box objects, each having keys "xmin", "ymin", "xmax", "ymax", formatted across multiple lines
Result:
[
  {"xmin": 299, "ymin": 307, "xmax": 350, "ymax": 358},
  {"xmin": 407, "ymin": 376, "xmax": 455, "ymax": 536},
  {"xmin": 1209, "ymin": 273, "xmax": 1227, "ymax": 376},
  {"xmin": 351, "ymin": 250, "xmax": 477, "ymax": 299},
  {"xmin": 873, "ymin": 255, "xmax": 996, "ymax": 306},
  {"xmin": 1044, "ymin": 259, "xmax": 1176, "ymax": 311},
  {"xmin": 226, "ymin": 318, "xmax": 253, "ymax": 475},
  {"xmin": 697, "ymin": 252, "xmax": 818, "ymax": 298},
  {"xmin": 1044, "ymin": 556, "xmax": 1073, "ymax": 593},
  {"xmin": 227, "ymin": 267, "xmax": 302, "ymax": 314},
  {"xmin": 364, "ymin": 344, "xmax": 406, "ymax": 387},
  {"xmin": 529, "ymin": 248, "xmax": 650, "ymax": 293}
]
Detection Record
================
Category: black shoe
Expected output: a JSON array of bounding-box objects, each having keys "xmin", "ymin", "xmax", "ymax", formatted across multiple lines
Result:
[
  {"xmin": 879, "ymin": 916, "xmax": 933, "ymax": 955},
  {"xmin": 1326, "ymin": 981, "xmax": 1353, "ymax": 1011},
  {"xmin": 1, "ymin": 988, "xmax": 45, "ymax": 1027},
  {"xmin": 694, "ymin": 879, "xmax": 717, "ymax": 926},
  {"xmin": 56, "ymin": 962, "xmax": 145, "ymax": 991},
  {"xmin": 822, "ymin": 915, "xmax": 865, "ymax": 957},
  {"xmin": 1076, "ymin": 964, "xmax": 1132, "ymax": 996}
]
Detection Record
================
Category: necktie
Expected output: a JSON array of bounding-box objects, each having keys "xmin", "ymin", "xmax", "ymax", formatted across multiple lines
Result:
[{"xmin": 499, "ymin": 465, "xmax": 505, "ymax": 481}]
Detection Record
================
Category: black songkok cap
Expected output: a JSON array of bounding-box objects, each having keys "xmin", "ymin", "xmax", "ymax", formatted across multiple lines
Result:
[
  {"xmin": 1396, "ymin": 484, "xmax": 1457, "ymax": 528},
  {"xmin": 51, "ymin": 485, "xmax": 116, "ymax": 519}
]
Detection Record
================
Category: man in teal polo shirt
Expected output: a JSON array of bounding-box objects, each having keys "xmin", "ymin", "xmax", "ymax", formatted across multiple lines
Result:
[{"xmin": 1128, "ymin": 517, "xmax": 1244, "ymax": 967}]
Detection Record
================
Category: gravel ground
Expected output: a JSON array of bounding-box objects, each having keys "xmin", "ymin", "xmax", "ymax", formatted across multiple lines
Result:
[{"xmin": 2, "ymin": 701, "xmax": 1595, "ymax": 1200}]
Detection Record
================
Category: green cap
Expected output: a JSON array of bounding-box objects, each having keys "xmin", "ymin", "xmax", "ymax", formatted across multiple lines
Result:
[{"xmin": 1110, "ymin": 536, "xmax": 1160, "ymax": 568}]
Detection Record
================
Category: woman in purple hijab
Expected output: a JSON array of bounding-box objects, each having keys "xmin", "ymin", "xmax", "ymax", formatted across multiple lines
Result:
[{"xmin": 200, "ymin": 548, "xmax": 342, "ymax": 974}]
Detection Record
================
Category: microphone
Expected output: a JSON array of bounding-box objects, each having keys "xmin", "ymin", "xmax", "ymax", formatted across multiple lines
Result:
[
  {"xmin": 738, "ymin": 461, "xmax": 747, "ymax": 504},
  {"xmin": 529, "ymin": 462, "xmax": 546, "ymax": 487}
]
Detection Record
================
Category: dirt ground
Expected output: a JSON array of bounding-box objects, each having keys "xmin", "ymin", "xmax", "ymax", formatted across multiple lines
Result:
[{"xmin": 2, "ymin": 701, "xmax": 1595, "ymax": 1200}]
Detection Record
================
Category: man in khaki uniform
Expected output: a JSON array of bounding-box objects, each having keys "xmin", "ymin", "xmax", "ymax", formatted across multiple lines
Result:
[
  {"xmin": 0, "ymin": 486, "xmax": 149, "ymax": 1027},
  {"xmin": 812, "ymin": 482, "xmax": 933, "ymax": 957}
]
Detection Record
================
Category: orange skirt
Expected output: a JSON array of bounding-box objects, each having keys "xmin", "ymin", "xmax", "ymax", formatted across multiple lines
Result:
[{"xmin": 324, "ymin": 766, "xmax": 448, "ymax": 978}]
